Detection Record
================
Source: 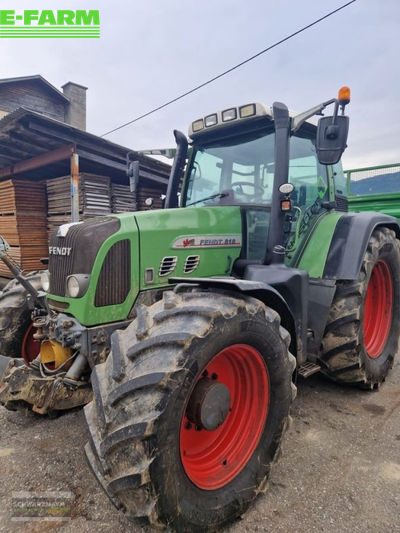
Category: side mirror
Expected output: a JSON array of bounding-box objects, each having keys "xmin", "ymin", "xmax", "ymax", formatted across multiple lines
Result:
[
  {"xmin": 127, "ymin": 159, "xmax": 140, "ymax": 193},
  {"xmin": 316, "ymin": 115, "xmax": 349, "ymax": 165}
]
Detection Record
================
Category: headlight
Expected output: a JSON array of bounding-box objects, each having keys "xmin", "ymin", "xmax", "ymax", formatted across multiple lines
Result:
[
  {"xmin": 279, "ymin": 183, "xmax": 295, "ymax": 195},
  {"xmin": 66, "ymin": 274, "xmax": 90, "ymax": 298},
  {"xmin": 41, "ymin": 271, "xmax": 50, "ymax": 292}
]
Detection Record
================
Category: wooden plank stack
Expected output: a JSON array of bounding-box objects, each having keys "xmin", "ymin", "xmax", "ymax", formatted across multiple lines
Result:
[
  {"xmin": 111, "ymin": 183, "xmax": 137, "ymax": 213},
  {"xmin": 0, "ymin": 180, "xmax": 48, "ymax": 277},
  {"xmin": 136, "ymin": 184, "xmax": 166, "ymax": 210},
  {"xmin": 47, "ymin": 173, "xmax": 111, "ymax": 236},
  {"xmin": 0, "ymin": 171, "xmax": 169, "ymax": 278}
]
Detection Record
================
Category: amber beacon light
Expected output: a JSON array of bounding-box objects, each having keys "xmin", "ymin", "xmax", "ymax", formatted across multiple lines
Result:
[{"xmin": 338, "ymin": 86, "xmax": 351, "ymax": 106}]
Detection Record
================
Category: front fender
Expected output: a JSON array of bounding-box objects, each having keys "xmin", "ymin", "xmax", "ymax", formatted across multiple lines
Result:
[
  {"xmin": 170, "ymin": 276, "xmax": 305, "ymax": 363},
  {"xmin": 323, "ymin": 212, "xmax": 400, "ymax": 280}
]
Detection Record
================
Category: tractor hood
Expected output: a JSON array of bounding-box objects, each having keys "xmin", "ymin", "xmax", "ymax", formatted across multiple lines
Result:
[
  {"xmin": 134, "ymin": 206, "xmax": 242, "ymax": 291},
  {"xmin": 46, "ymin": 206, "xmax": 242, "ymax": 326}
]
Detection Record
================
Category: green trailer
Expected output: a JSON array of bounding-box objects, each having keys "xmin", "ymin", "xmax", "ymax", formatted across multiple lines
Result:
[{"xmin": 347, "ymin": 163, "xmax": 400, "ymax": 220}]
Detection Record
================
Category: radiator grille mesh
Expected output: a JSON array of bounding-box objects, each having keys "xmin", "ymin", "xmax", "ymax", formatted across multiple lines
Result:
[{"xmin": 95, "ymin": 240, "xmax": 131, "ymax": 307}]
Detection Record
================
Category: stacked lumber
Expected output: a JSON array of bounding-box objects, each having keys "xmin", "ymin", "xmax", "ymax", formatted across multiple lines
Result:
[
  {"xmin": 111, "ymin": 182, "xmax": 167, "ymax": 213},
  {"xmin": 81, "ymin": 175, "xmax": 111, "ymax": 216},
  {"xmin": 136, "ymin": 184, "xmax": 166, "ymax": 211},
  {"xmin": 0, "ymin": 246, "xmax": 49, "ymax": 276},
  {"xmin": 47, "ymin": 173, "xmax": 111, "ymax": 236},
  {"xmin": 111, "ymin": 183, "xmax": 137, "ymax": 213},
  {"xmin": 0, "ymin": 180, "xmax": 48, "ymax": 277},
  {"xmin": 47, "ymin": 215, "xmax": 72, "ymax": 237}
]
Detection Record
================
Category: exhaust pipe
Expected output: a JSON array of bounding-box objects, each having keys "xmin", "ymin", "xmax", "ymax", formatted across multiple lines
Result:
[
  {"xmin": 164, "ymin": 130, "xmax": 188, "ymax": 209},
  {"xmin": 264, "ymin": 103, "xmax": 290, "ymax": 265}
]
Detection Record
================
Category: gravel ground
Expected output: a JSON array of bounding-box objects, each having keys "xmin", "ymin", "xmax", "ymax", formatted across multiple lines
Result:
[{"xmin": 0, "ymin": 360, "xmax": 399, "ymax": 533}]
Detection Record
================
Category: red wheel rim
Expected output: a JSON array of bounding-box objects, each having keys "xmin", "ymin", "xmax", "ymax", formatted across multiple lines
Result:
[
  {"xmin": 364, "ymin": 260, "xmax": 393, "ymax": 358},
  {"xmin": 180, "ymin": 344, "xmax": 269, "ymax": 490},
  {"xmin": 22, "ymin": 323, "xmax": 40, "ymax": 365}
]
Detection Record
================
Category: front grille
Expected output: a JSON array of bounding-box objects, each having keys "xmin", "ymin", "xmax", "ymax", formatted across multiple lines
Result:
[
  {"xmin": 49, "ymin": 217, "xmax": 120, "ymax": 297},
  {"xmin": 95, "ymin": 240, "xmax": 131, "ymax": 307}
]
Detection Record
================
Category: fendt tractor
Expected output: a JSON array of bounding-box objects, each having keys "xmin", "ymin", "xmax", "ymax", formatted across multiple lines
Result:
[{"xmin": 0, "ymin": 87, "xmax": 399, "ymax": 532}]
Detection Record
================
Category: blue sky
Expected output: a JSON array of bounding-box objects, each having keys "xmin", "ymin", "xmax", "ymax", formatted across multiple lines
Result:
[{"xmin": 2, "ymin": 0, "xmax": 399, "ymax": 169}]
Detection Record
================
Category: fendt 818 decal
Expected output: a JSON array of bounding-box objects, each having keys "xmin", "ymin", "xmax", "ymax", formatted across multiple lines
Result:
[{"xmin": 172, "ymin": 235, "xmax": 242, "ymax": 249}]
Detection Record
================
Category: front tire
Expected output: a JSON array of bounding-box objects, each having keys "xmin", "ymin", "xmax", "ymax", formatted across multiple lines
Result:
[
  {"xmin": 319, "ymin": 227, "xmax": 400, "ymax": 388},
  {"xmin": 85, "ymin": 289, "xmax": 296, "ymax": 532},
  {"xmin": 0, "ymin": 272, "xmax": 42, "ymax": 362}
]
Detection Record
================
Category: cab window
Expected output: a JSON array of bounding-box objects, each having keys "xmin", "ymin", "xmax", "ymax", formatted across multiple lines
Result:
[{"xmin": 289, "ymin": 135, "xmax": 328, "ymax": 208}]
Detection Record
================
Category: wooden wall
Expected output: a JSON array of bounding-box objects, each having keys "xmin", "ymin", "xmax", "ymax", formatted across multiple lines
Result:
[{"xmin": 0, "ymin": 80, "xmax": 66, "ymax": 122}]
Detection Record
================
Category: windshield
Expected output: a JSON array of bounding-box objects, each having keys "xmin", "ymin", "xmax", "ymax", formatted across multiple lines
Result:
[
  {"xmin": 183, "ymin": 127, "xmax": 328, "ymax": 209},
  {"xmin": 183, "ymin": 129, "xmax": 275, "ymax": 207}
]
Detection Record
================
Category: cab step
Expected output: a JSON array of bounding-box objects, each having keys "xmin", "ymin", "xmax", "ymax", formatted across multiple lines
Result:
[{"xmin": 297, "ymin": 362, "xmax": 321, "ymax": 378}]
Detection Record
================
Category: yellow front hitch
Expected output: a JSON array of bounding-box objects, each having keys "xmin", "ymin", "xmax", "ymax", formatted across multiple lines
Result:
[{"xmin": 40, "ymin": 340, "xmax": 73, "ymax": 370}]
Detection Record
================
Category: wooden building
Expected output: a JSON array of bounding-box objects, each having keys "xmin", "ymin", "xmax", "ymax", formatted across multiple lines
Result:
[
  {"xmin": 0, "ymin": 76, "xmax": 171, "ymax": 282},
  {"xmin": 0, "ymin": 75, "xmax": 87, "ymax": 129}
]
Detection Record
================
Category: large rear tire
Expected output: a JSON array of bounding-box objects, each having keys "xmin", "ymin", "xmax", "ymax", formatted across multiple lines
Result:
[
  {"xmin": 85, "ymin": 289, "xmax": 296, "ymax": 532},
  {"xmin": 0, "ymin": 272, "xmax": 42, "ymax": 362},
  {"xmin": 319, "ymin": 227, "xmax": 400, "ymax": 388}
]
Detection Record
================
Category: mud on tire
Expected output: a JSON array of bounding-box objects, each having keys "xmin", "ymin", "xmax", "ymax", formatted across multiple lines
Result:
[
  {"xmin": 85, "ymin": 288, "xmax": 296, "ymax": 532},
  {"xmin": 0, "ymin": 271, "xmax": 42, "ymax": 358},
  {"xmin": 319, "ymin": 227, "xmax": 400, "ymax": 388}
]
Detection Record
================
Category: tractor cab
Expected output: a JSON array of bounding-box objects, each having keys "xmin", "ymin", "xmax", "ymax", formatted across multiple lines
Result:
[
  {"xmin": 182, "ymin": 109, "xmax": 331, "ymax": 264},
  {"xmin": 166, "ymin": 88, "xmax": 350, "ymax": 269}
]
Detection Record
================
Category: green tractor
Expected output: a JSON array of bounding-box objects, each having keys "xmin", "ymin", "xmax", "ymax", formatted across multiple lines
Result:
[{"xmin": 1, "ymin": 87, "xmax": 399, "ymax": 532}]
